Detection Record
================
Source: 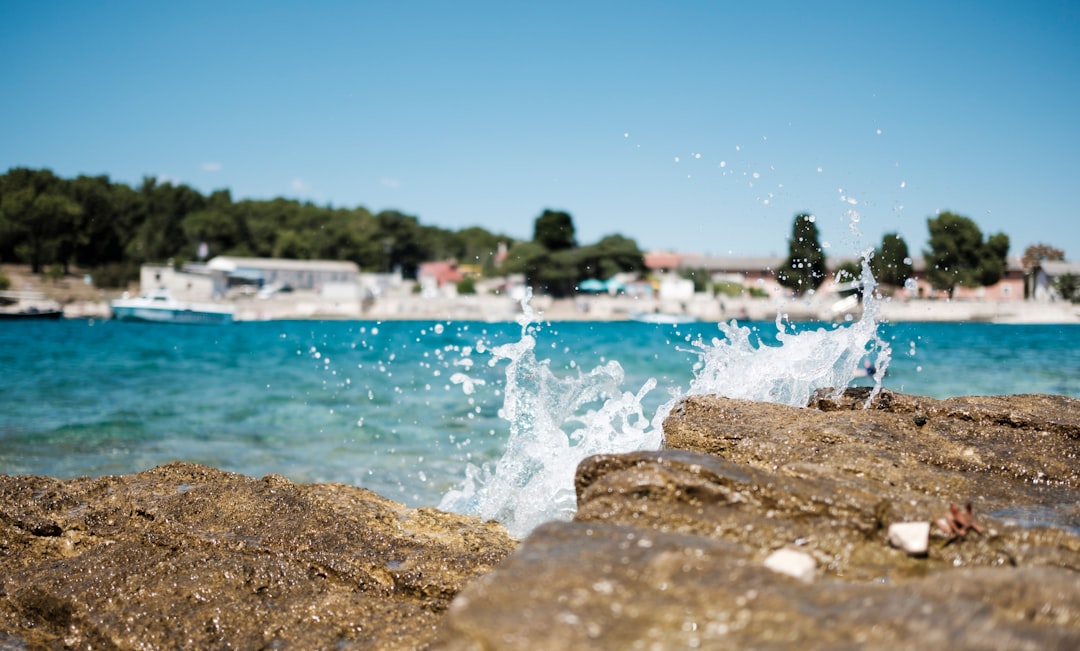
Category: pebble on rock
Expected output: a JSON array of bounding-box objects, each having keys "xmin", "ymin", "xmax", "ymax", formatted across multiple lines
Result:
[
  {"xmin": 887, "ymin": 521, "xmax": 931, "ymax": 556},
  {"xmin": 763, "ymin": 548, "xmax": 816, "ymax": 582}
]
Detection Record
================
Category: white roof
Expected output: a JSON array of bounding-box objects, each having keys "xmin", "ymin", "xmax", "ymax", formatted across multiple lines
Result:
[{"xmin": 207, "ymin": 256, "xmax": 359, "ymax": 273}]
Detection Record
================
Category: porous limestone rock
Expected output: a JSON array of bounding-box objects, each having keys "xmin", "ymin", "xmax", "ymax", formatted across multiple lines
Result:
[
  {"xmin": 437, "ymin": 520, "xmax": 1080, "ymax": 650},
  {"xmin": 438, "ymin": 390, "xmax": 1080, "ymax": 650},
  {"xmin": 0, "ymin": 462, "xmax": 515, "ymax": 650}
]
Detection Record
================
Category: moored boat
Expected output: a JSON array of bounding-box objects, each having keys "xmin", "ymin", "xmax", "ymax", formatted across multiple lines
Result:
[
  {"xmin": 110, "ymin": 288, "xmax": 234, "ymax": 324},
  {"xmin": 0, "ymin": 291, "xmax": 64, "ymax": 320}
]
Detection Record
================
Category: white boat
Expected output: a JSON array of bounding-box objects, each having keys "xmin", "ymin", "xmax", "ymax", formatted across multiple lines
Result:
[
  {"xmin": 628, "ymin": 311, "xmax": 698, "ymax": 324},
  {"xmin": 110, "ymin": 288, "xmax": 234, "ymax": 324}
]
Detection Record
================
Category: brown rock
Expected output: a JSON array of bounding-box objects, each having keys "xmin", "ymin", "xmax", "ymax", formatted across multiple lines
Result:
[
  {"xmin": 0, "ymin": 462, "xmax": 515, "ymax": 650},
  {"xmin": 439, "ymin": 521, "xmax": 1080, "ymax": 650},
  {"xmin": 438, "ymin": 390, "xmax": 1080, "ymax": 649},
  {"xmin": 4, "ymin": 390, "xmax": 1079, "ymax": 649}
]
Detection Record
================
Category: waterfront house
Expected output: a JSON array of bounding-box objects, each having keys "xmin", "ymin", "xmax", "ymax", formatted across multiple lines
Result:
[{"xmin": 1030, "ymin": 260, "xmax": 1080, "ymax": 301}]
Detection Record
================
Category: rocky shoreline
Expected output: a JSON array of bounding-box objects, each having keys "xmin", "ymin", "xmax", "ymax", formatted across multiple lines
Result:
[{"xmin": 2, "ymin": 389, "xmax": 1079, "ymax": 649}]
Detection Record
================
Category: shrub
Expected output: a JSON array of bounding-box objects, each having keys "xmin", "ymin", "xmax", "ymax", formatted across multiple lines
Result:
[{"xmin": 456, "ymin": 276, "xmax": 477, "ymax": 295}]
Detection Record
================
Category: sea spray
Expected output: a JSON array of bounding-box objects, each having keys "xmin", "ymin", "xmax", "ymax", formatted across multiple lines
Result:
[
  {"xmin": 438, "ymin": 292, "xmax": 662, "ymax": 539},
  {"xmin": 441, "ymin": 260, "xmax": 891, "ymax": 537},
  {"xmin": 686, "ymin": 255, "xmax": 890, "ymax": 407}
]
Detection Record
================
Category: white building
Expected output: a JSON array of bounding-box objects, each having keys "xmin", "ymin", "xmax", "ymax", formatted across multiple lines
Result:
[
  {"xmin": 205, "ymin": 256, "xmax": 360, "ymax": 295},
  {"xmin": 138, "ymin": 257, "xmax": 361, "ymax": 301}
]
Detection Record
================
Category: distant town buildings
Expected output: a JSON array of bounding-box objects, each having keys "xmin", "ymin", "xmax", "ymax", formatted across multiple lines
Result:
[{"xmin": 127, "ymin": 249, "xmax": 1076, "ymax": 322}]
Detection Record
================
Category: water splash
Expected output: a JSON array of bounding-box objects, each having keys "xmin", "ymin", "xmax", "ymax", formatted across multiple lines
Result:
[
  {"xmin": 441, "ymin": 259, "xmax": 890, "ymax": 538},
  {"xmin": 439, "ymin": 291, "xmax": 662, "ymax": 539},
  {"xmin": 687, "ymin": 255, "xmax": 889, "ymax": 407}
]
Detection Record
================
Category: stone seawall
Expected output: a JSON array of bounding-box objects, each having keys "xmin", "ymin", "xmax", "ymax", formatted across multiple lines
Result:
[{"xmin": 2, "ymin": 390, "xmax": 1079, "ymax": 649}]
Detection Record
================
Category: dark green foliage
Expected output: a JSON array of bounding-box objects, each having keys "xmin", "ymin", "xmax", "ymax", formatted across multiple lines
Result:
[
  {"xmin": 509, "ymin": 212, "xmax": 644, "ymax": 297},
  {"xmin": 533, "ymin": 209, "xmax": 576, "ymax": 252},
  {"xmin": 0, "ymin": 168, "xmax": 84, "ymax": 273},
  {"xmin": 578, "ymin": 234, "xmax": 644, "ymax": 281},
  {"xmin": 452, "ymin": 227, "xmax": 507, "ymax": 276},
  {"xmin": 924, "ymin": 211, "xmax": 1010, "ymax": 298},
  {"xmin": 1056, "ymin": 273, "xmax": 1078, "ymax": 302},
  {"xmin": 0, "ymin": 167, "xmax": 517, "ymax": 284},
  {"xmin": 871, "ymin": 233, "xmax": 914, "ymax": 287},
  {"xmin": 502, "ymin": 240, "xmax": 548, "ymax": 278},
  {"xmin": 776, "ymin": 213, "xmax": 827, "ymax": 295},
  {"xmin": 130, "ymin": 177, "xmax": 207, "ymax": 264},
  {"xmin": 456, "ymin": 276, "xmax": 477, "ymax": 295}
]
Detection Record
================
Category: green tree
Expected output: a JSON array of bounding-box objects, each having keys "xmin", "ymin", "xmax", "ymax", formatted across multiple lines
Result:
[
  {"xmin": 924, "ymin": 211, "xmax": 1010, "ymax": 298},
  {"xmin": 577, "ymin": 234, "xmax": 644, "ymax": 281},
  {"xmin": 979, "ymin": 232, "xmax": 1010, "ymax": 286},
  {"xmin": 182, "ymin": 207, "xmax": 242, "ymax": 259},
  {"xmin": 871, "ymin": 232, "xmax": 914, "ymax": 287},
  {"xmin": 0, "ymin": 168, "xmax": 84, "ymax": 273},
  {"xmin": 128, "ymin": 177, "xmax": 206, "ymax": 263},
  {"xmin": 375, "ymin": 210, "xmax": 426, "ymax": 276},
  {"xmin": 536, "ymin": 248, "xmax": 581, "ymax": 297},
  {"xmin": 1055, "ymin": 273, "xmax": 1078, "ymax": 302},
  {"xmin": 452, "ymin": 226, "xmax": 510, "ymax": 275},
  {"xmin": 69, "ymin": 174, "xmax": 140, "ymax": 268},
  {"xmin": 776, "ymin": 213, "xmax": 827, "ymax": 295},
  {"xmin": 503, "ymin": 241, "xmax": 549, "ymax": 290},
  {"xmin": 533, "ymin": 209, "xmax": 576, "ymax": 251}
]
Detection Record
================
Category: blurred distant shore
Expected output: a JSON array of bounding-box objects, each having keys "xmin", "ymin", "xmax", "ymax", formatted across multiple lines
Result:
[{"xmin": 5, "ymin": 265, "xmax": 1078, "ymax": 324}]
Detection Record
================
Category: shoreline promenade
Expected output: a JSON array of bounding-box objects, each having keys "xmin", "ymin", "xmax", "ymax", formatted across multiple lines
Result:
[
  {"xmin": 5, "ymin": 262, "xmax": 1077, "ymax": 324},
  {"xmin": 58, "ymin": 291, "xmax": 1080, "ymax": 324}
]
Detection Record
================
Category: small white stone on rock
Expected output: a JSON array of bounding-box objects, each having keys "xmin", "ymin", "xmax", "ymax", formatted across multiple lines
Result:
[
  {"xmin": 888, "ymin": 521, "xmax": 931, "ymax": 555},
  {"xmin": 763, "ymin": 548, "xmax": 816, "ymax": 582}
]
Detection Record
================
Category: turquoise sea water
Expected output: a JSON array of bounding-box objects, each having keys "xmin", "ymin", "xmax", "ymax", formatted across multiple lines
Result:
[{"xmin": 2, "ymin": 317, "xmax": 1078, "ymax": 510}]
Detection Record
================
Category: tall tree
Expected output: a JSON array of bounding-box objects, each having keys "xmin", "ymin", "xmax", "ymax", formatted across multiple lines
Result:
[
  {"xmin": 375, "ymin": 210, "xmax": 425, "ymax": 276},
  {"xmin": 533, "ymin": 209, "xmax": 576, "ymax": 252},
  {"xmin": 776, "ymin": 213, "xmax": 827, "ymax": 295},
  {"xmin": 871, "ymin": 232, "xmax": 914, "ymax": 287},
  {"xmin": 923, "ymin": 211, "xmax": 1010, "ymax": 298}
]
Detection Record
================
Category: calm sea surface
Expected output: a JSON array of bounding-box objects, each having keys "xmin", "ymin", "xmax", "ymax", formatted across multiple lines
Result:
[{"xmin": 2, "ymin": 317, "xmax": 1078, "ymax": 507}]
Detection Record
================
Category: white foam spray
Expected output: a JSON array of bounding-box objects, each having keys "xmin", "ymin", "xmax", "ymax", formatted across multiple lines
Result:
[
  {"xmin": 439, "ymin": 291, "xmax": 663, "ymax": 539},
  {"xmin": 687, "ymin": 254, "xmax": 889, "ymax": 407},
  {"xmin": 441, "ymin": 257, "xmax": 890, "ymax": 539}
]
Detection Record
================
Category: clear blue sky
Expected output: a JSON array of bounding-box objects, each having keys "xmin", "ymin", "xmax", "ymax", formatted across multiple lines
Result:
[{"xmin": 3, "ymin": 1, "xmax": 1078, "ymax": 260}]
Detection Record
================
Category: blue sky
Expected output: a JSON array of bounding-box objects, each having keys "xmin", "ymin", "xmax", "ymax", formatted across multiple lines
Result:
[{"xmin": 3, "ymin": 1, "xmax": 1078, "ymax": 260}]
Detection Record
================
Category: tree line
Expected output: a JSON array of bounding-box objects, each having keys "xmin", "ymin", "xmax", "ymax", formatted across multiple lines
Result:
[
  {"xmin": 4, "ymin": 166, "xmax": 1065, "ymax": 300},
  {"xmin": 774, "ymin": 210, "xmax": 1020, "ymax": 299},
  {"xmin": 771, "ymin": 210, "xmax": 1077, "ymax": 301},
  {"xmin": 0, "ymin": 168, "xmax": 645, "ymax": 292}
]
